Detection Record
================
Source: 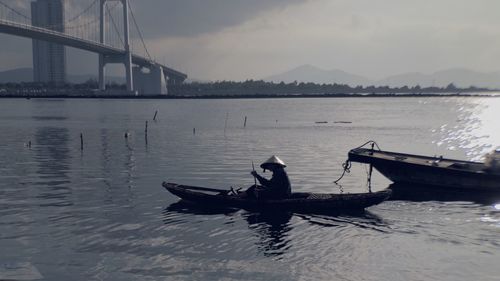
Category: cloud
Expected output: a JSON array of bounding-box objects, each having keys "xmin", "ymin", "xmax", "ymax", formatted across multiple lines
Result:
[
  {"xmin": 1, "ymin": 0, "xmax": 305, "ymax": 74},
  {"xmin": 148, "ymin": 0, "xmax": 500, "ymax": 81},
  {"xmin": 128, "ymin": 0, "xmax": 305, "ymax": 38}
]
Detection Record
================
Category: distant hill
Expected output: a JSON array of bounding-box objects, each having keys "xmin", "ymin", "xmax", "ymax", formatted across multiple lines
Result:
[
  {"xmin": 68, "ymin": 74, "xmax": 125, "ymax": 84},
  {"xmin": 377, "ymin": 72, "xmax": 433, "ymax": 88},
  {"xmin": 0, "ymin": 68, "xmax": 125, "ymax": 84},
  {"xmin": 378, "ymin": 68, "xmax": 500, "ymax": 88},
  {"xmin": 0, "ymin": 68, "xmax": 33, "ymax": 83},
  {"xmin": 265, "ymin": 65, "xmax": 500, "ymax": 89},
  {"xmin": 265, "ymin": 64, "xmax": 372, "ymax": 86},
  {"xmin": 4, "ymin": 66, "xmax": 500, "ymax": 89}
]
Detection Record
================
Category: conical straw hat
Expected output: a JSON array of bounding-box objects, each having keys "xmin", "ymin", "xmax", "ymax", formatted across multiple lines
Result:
[{"xmin": 260, "ymin": 155, "xmax": 286, "ymax": 169}]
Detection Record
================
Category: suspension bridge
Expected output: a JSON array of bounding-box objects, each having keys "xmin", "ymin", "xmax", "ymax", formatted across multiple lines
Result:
[{"xmin": 0, "ymin": 0, "xmax": 187, "ymax": 95}]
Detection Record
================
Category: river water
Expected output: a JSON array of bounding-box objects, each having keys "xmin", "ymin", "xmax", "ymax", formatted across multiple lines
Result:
[{"xmin": 0, "ymin": 97, "xmax": 499, "ymax": 280}]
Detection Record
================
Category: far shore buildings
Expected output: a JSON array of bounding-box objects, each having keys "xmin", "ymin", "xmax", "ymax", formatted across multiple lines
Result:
[{"xmin": 31, "ymin": 0, "xmax": 66, "ymax": 84}]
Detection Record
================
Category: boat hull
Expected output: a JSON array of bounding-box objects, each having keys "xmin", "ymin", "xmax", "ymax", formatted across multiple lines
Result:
[
  {"xmin": 348, "ymin": 148, "xmax": 500, "ymax": 191},
  {"xmin": 163, "ymin": 182, "xmax": 391, "ymax": 212}
]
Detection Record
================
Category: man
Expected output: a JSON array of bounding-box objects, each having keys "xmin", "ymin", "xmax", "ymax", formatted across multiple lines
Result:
[{"xmin": 248, "ymin": 155, "xmax": 292, "ymax": 200}]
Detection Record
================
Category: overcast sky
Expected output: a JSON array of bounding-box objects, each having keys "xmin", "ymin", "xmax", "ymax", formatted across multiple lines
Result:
[{"xmin": 2, "ymin": 0, "xmax": 500, "ymax": 81}]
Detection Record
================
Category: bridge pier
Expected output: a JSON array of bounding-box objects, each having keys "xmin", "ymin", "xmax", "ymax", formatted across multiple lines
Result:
[
  {"xmin": 133, "ymin": 65, "xmax": 167, "ymax": 96},
  {"xmin": 98, "ymin": 55, "xmax": 105, "ymax": 90},
  {"xmin": 99, "ymin": 0, "xmax": 133, "ymax": 92},
  {"xmin": 98, "ymin": 0, "xmax": 106, "ymax": 90},
  {"xmin": 122, "ymin": 0, "xmax": 133, "ymax": 92}
]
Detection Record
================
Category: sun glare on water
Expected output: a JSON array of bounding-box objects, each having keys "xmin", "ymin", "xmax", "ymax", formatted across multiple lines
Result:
[{"xmin": 452, "ymin": 97, "xmax": 500, "ymax": 160}]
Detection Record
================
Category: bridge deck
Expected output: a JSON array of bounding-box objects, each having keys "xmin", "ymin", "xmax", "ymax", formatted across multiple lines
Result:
[{"xmin": 0, "ymin": 19, "xmax": 187, "ymax": 81}]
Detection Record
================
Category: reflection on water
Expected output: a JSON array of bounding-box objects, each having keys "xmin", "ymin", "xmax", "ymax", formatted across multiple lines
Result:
[
  {"xmin": 164, "ymin": 201, "xmax": 239, "ymax": 216},
  {"xmin": 389, "ymin": 183, "xmax": 500, "ymax": 206},
  {"xmin": 123, "ymin": 135, "xmax": 136, "ymax": 189},
  {"xmin": 244, "ymin": 211, "xmax": 293, "ymax": 258},
  {"xmin": 34, "ymin": 126, "xmax": 71, "ymax": 180},
  {"xmin": 295, "ymin": 211, "xmax": 387, "ymax": 231},
  {"xmin": 31, "ymin": 116, "xmax": 68, "ymax": 121},
  {"xmin": 164, "ymin": 201, "xmax": 392, "ymax": 259},
  {"xmin": 434, "ymin": 98, "xmax": 500, "ymax": 161},
  {"xmin": 33, "ymin": 126, "xmax": 72, "ymax": 207},
  {"xmin": 164, "ymin": 202, "xmax": 292, "ymax": 257}
]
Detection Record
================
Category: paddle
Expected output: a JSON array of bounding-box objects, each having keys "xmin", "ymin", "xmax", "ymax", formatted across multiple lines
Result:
[
  {"xmin": 163, "ymin": 183, "xmax": 227, "ymax": 193},
  {"xmin": 252, "ymin": 161, "xmax": 257, "ymax": 186}
]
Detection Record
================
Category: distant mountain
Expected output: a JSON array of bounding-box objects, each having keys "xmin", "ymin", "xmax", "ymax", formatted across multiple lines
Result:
[
  {"xmin": 0, "ymin": 68, "xmax": 33, "ymax": 83},
  {"xmin": 378, "ymin": 68, "xmax": 500, "ymax": 88},
  {"xmin": 264, "ymin": 64, "xmax": 372, "ymax": 86},
  {"xmin": 4, "ymin": 66, "xmax": 500, "ymax": 89},
  {"xmin": 377, "ymin": 72, "xmax": 433, "ymax": 88},
  {"xmin": 68, "ymin": 74, "xmax": 125, "ymax": 84},
  {"xmin": 0, "ymin": 68, "xmax": 125, "ymax": 84},
  {"xmin": 265, "ymin": 65, "xmax": 500, "ymax": 89}
]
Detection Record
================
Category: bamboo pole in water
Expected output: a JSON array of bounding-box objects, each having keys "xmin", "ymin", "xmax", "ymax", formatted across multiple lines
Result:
[{"xmin": 80, "ymin": 133, "xmax": 83, "ymax": 151}]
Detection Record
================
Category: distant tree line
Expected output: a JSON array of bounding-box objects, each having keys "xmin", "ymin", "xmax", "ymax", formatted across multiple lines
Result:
[
  {"xmin": 0, "ymin": 79, "xmax": 493, "ymax": 97},
  {"xmin": 0, "ymin": 79, "xmax": 126, "ymax": 97},
  {"xmin": 167, "ymin": 80, "xmax": 491, "ymax": 97},
  {"xmin": 0, "ymin": 79, "xmax": 127, "ymax": 90}
]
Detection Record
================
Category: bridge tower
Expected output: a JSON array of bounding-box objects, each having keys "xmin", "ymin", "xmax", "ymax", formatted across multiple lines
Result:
[{"xmin": 99, "ymin": 0, "xmax": 133, "ymax": 92}]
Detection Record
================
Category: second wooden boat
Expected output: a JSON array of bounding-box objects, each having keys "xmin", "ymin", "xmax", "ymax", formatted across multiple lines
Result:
[{"xmin": 348, "ymin": 147, "xmax": 500, "ymax": 191}]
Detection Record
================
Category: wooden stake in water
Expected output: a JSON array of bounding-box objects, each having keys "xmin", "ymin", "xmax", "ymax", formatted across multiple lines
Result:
[
  {"xmin": 244, "ymin": 116, "xmax": 247, "ymax": 128},
  {"xmin": 80, "ymin": 133, "xmax": 83, "ymax": 151},
  {"xmin": 145, "ymin": 121, "xmax": 149, "ymax": 144},
  {"xmin": 367, "ymin": 142, "xmax": 375, "ymax": 193},
  {"xmin": 193, "ymin": 128, "xmax": 196, "ymax": 135},
  {"xmin": 153, "ymin": 110, "xmax": 158, "ymax": 121}
]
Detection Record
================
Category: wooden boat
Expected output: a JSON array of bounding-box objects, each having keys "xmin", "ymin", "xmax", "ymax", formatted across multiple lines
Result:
[
  {"xmin": 348, "ymin": 148, "xmax": 500, "ymax": 191},
  {"xmin": 163, "ymin": 182, "xmax": 391, "ymax": 212}
]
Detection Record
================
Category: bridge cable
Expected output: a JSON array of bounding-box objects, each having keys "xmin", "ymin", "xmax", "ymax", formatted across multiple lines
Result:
[
  {"xmin": 0, "ymin": 0, "xmax": 150, "ymax": 53},
  {"xmin": 65, "ymin": 0, "xmax": 99, "ymax": 24},
  {"xmin": 128, "ymin": 0, "xmax": 152, "ymax": 60},
  {"xmin": 106, "ymin": 3, "xmax": 124, "ymax": 48},
  {"xmin": 64, "ymin": 1, "xmax": 115, "ymax": 34},
  {"xmin": 1, "ymin": 0, "xmax": 100, "ymax": 36},
  {"xmin": 0, "ymin": 0, "xmax": 31, "ymax": 20},
  {"xmin": 0, "ymin": 0, "xmax": 99, "ymax": 31}
]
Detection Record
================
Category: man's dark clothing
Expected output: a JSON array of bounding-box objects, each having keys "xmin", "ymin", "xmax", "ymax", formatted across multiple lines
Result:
[{"xmin": 253, "ymin": 169, "xmax": 291, "ymax": 199}]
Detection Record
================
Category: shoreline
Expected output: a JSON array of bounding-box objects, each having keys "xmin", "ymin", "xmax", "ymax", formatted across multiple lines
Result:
[{"xmin": 0, "ymin": 92, "xmax": 499, "ymax": 99}]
